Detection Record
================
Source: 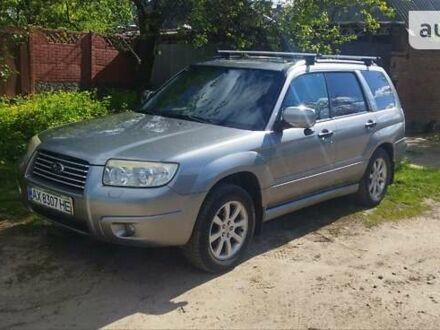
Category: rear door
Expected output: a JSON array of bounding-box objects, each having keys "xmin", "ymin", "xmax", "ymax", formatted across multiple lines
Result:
[
  {"xmin": 325, "ymin": 71, "xmax": 377, "ymax": 186},
  {"xmin": 361, "ymin": 69, "xmax": 403, "ymax": 136}
]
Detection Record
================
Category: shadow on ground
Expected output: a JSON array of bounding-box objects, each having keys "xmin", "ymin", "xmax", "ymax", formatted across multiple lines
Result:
[{"xmin": 0, "ymin": 195, "xmax": 363, "ymax": 329}]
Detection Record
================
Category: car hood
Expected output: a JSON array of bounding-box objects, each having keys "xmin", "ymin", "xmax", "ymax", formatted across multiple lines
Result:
[{"xmin": 38, "ymin": 112, "xmax": 252, "ymax": 165}]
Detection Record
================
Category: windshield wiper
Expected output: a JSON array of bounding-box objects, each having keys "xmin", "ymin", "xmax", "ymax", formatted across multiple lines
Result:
[
  {"xmin": 187, "ymin": 114, "xmax": 217, "ymax": 125},
  {"xmin": 160, "ymin": 113, "xmax": 217, "ymax": 125}
]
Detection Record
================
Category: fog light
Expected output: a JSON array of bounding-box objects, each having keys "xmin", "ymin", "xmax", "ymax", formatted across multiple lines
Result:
[
  {"xmin": 111, "ymin": 223, "xmax": 136, "ymax": 238},
  {"xmin": 124, "ymin": 224, "xmax": 136, "ymax": 237}
]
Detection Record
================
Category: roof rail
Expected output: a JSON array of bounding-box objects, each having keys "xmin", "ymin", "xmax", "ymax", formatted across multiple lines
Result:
[{"xmin": 217, "ymin": 50, "xmax": 379, "ymax": 66}]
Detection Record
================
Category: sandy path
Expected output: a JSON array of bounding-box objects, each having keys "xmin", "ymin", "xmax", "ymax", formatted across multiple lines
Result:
[{"xmin": 1, "ymin": 200, "xmax": 439, "ymax": 329}]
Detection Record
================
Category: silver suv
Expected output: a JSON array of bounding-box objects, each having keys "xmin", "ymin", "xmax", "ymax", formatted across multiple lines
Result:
[{"xmin": 19, "ymin": 50, "xmax": 406, "ymax": 272}]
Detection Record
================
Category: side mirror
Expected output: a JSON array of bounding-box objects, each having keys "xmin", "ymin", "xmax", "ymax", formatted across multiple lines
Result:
[
  {"xmin": 141, "ymin": 90, "xmax": 155, "ymax": 104},
  {"xmin": 282, "ymin": 106, "xmax": 317, "ymax": 129}
]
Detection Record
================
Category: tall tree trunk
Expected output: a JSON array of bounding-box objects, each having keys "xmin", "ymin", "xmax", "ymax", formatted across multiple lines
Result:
[{"xmin": 133, "ymin": 0, "xmax": 162, "ymax": 94}]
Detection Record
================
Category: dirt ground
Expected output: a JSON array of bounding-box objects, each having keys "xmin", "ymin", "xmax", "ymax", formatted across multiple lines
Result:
[{"xmin": 1, "ymin": 138, "xmax": 439, "ymax": 329}]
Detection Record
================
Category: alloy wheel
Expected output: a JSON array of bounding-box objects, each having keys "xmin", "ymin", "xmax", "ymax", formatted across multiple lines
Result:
[
  {"xmin": 368, "ymin": 158, "xmax": 387, "ymax": 201},
  {"xmin": 208, "ymin": 201, "xmax": 248, "ymax": 261}
]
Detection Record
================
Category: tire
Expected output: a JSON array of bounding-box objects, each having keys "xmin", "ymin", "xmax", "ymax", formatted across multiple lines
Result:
[
  {"xmin": 357, "ymin": 148, "xmax": 392, "ymax": 208},
  {"xmin": 183, "ymin": 183, "xmax": 256, "ymax": 273}
]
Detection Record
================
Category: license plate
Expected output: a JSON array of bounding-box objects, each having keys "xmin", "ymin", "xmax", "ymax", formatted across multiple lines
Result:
[{"xmin": 28, "ymin": 186, "xmax": 74, "ymax": 215}]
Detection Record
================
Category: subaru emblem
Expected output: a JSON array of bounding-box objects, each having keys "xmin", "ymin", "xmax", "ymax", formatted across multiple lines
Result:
[{"xmin": 52, "ymin": 162, "xmax": 65, "ymax": 175}]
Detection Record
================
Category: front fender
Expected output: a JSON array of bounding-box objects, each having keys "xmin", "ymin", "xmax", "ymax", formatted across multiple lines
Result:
[
  {"xmin": 171, "ymin": 151, "xmax": 273, "ymax": 204},
  {"xmin": 197, "ymin": 151, "xmax": 272, "ymax": 192}
]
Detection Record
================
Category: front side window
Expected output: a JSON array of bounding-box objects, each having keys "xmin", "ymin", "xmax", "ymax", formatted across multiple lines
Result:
[
  {"xmin": 138, "ymin": 65, "xmax": 283, "ymax": 131},
  {"xmin": 282, "ymin": 73, "xmax": 330, "ymax": 120},
  {"xmin": 361, "ymin": 71, "xmax": 396, "ymax": 110},
  {"xmin": 325, "ymin": 72, "xmax": 368, "ymax": 117}
]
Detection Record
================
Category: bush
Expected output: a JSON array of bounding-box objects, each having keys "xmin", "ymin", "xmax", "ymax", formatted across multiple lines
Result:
[
  {"xmin": 101, "ymin": 89, "xmax": 138, "ymax": 112},
  {"xmin": 0, "ymin": 90, "xmax": 130, "ymax": 161}
]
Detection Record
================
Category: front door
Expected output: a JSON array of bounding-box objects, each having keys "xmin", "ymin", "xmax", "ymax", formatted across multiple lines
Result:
[{"xmin": 265, "ymin": 72, "xmax": 337, "ymax": 207}]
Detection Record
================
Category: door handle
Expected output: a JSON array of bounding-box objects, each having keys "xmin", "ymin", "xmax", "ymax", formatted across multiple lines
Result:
[
  {"xmin": 365, "ymin": 120, "xmax": 377, "ymax": 129},
  {"xmin": 318, "ymin": 129, "xmax": 334, "ymax": 139}
]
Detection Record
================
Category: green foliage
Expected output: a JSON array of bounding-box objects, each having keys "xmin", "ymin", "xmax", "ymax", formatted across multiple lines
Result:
[
  {"xmin": 278, "ymin": 0, "xmax": 395, "ymax": 53},
  {"xmin": 0, "ymin": 31, "xmax": 23, "ymax": 82},
  {"xmin": 188, "ymin": 0, "xmax": 280, "ymax": 49},
  {"xmin": 136, "ymin": 0, "xmax": 393, "ymax": 53},
  {"xmin": 130, "ymin": 0, "xmax": 394, "ymax": 87},
  {"xmin": 0, "ymin": 56, "xmax": 15, "ymax": 81},
  {"xmin": 0, "ymin": 91, "xmax": 129, "ymax": 161},
  {"xmin": 174, "ymin": 0, "xmax": 395, "ymax": 53},
  {"xmin": 0, "ymin": 162, "xmax": 28, "ymax": 220},
  {"xmin": 363, "ymin": 163, "xmax": 440, "ymax": 226},
  {"xmin": 101, "ymin": 89, "xmax": 138, "ymax": 112},
  {"xmin": 0, "ymin": 0, "xmax": 134, "ymax": 33},
  {"xmin": 0, "ymin": 0, "xmax": 395, "ymax": 87}
]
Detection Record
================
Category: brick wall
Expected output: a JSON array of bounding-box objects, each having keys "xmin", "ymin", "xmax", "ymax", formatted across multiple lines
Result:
[
  {"xmin": 91, "ymin": 34, "xmax": 137, "ymax": 86},
  {"xmin": 391, "ymin": 49, "xmax": 440, "ymax": 131},
  {"xmin": 390, "ymin": 28, "xmax": 440, "ymax": 131},
  {"xmin": 31, "ymin": 30, "xmax": 84, "ymax": 88},
  {"xmin": 1, "ymin": 28, "xmax": 138, "ymax": 96}
]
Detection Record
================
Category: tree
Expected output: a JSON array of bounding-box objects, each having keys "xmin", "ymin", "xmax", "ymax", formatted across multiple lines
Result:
[
  {"xmin": 277, "ymin": 0, "xmax": 395, "ymax": 54},
  {"xmin": 0, "ymin": 0, "xmax": 133, "ymax": 33},
  {"xmin": 132, "ymin": 0, "xmax": 393, "ymax": 90},
  {"xmin": 0, "ymin": 0, "xmax": 394, "ymax": 87},
  {"xmin": 132, "ymin": 0, "xmax": 279, "ymax": 91}
]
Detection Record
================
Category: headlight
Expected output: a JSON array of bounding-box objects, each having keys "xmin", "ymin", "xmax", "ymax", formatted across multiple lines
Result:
[
  {"xmin": 103, "ymin": 159, "xmax": 179, "ymax": 187},
  {"xmin": 23, "ymin": 135, "xmax": 41, "ymax": 164}
]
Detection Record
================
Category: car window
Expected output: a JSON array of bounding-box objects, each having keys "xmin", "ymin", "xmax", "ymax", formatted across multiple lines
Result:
[
  {"xmin": 282, "ymin": 73, "xmax": 330, "ymax": 120},
  {"xmin": 325, "ymin": 72, "xmax": 368, "ymax": 117},
  {"xmin": 361, "ymin": 71, "xmax": 396, "ymax": 110},
  {"xmin": 138, "ymin": 65, "xmax": 283, "ymax": 131}
]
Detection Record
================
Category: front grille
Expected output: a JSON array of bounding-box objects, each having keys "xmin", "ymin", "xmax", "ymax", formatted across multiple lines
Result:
[{"xmin": 31, "ymin": 150, "xmax": 89, "ymax": 192}]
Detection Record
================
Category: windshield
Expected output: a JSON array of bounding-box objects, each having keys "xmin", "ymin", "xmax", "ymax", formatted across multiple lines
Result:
[{"xmin": 138, "ymin": 65, "xmax": 283, "ymax": 131}]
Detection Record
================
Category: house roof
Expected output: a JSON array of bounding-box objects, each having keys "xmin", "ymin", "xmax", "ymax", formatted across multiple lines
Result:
[
  {"xmin": 388, "ymin": 0, "xmax": 440, "ymax": 23},
  {"xmin": 334, "ymin": 0, "xmax": 440, "ymax": 25}
]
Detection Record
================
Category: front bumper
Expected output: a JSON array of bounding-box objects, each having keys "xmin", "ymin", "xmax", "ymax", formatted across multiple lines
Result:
[{"xmin": 20, "ymin": 164, "xmax": 206, "ymax": 247}]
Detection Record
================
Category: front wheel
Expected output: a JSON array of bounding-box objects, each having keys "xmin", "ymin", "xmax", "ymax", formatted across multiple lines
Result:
[
  {"xmin": 183, "ymin": 183, "xmax": 255, "ymax": 273},
  {"xmin": 357, "ymin": 148, "xmax": 392, "ymax": 207}
]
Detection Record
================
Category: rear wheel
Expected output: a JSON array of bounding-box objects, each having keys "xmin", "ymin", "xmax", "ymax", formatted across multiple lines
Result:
[
  {"xmin": 183, "ymin": 183, "xmax": 255, "ymax": 273},
  {"xmin": 357, "ymin": 148, "xmax": 392, "ymax": 207}
]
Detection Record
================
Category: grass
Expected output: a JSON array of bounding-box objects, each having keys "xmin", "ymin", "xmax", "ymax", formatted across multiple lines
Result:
[
  {"xmin": 362, "ymin": 162, "xmax": 440, "ymax": 226},
  {"xmin": 1, "ymin": 161, "xmax": 440, "ymax": 230}
]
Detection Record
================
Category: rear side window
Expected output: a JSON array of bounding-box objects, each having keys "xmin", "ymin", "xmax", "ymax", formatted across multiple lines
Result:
[
  {"xmin": 325, "ymin": 72, "xmax": 368, "ymax": 117},
  {"xmin": 361, "ymin": 71, "xmax": 396, "ymax": 110},
  {"xmin": 282, "ymin": 73, "xmax": 330, "ymax": 120}
]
